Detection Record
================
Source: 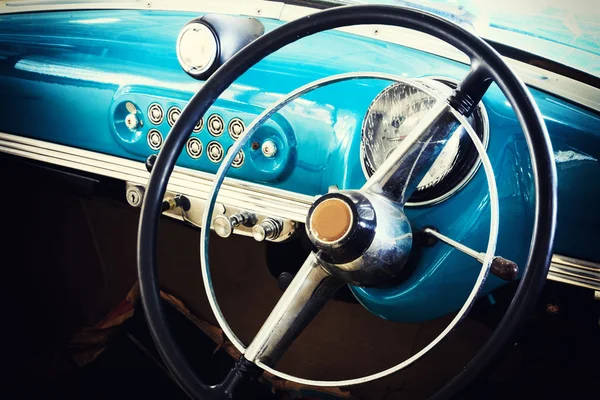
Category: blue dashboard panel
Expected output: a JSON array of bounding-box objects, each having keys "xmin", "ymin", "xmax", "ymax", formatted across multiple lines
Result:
[{"xmin": 0, "ymin": 9, "xmax": 599, "ymax": 321}]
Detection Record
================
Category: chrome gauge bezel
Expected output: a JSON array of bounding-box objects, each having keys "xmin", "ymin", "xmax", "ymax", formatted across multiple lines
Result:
[
  {"xmin": 359, "ymin": 77, "xmax": 490, "ymax": 207},
  {"xmin": 229, "ymin": 147, "xmax": 245, "ymax": 168},
  {"xmin": 176, "ymin": 22, "xmax": 219, "ymax": 77}
]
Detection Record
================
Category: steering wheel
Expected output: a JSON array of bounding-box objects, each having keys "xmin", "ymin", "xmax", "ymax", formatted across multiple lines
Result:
[{"xmin": 137, "ymin": 4, "xmax": 557, "ymax": 399}]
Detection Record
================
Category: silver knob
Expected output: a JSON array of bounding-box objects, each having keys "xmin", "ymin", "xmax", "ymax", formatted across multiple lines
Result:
[
  {"xmin": 214, "ymin": 212, "xmax": 255, "ymax": 238},
  {"xmin": 125, "ymin": 113, "xmax": 139, "ymax": 130},
  {"xmin": 261, "ymin": 140, "xmax": 277, "ymax": 158},
  {"xmin": 252, "ymin": 218, "xmax": 283, "ymax": 242}
]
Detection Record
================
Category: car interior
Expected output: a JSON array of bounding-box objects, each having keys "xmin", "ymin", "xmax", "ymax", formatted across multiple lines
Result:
[{"xmin": 0, "ymin": 1, "xmax": 599, "ymax": 399}]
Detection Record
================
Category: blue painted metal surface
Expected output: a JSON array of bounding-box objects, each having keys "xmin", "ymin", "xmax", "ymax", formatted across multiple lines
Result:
[{"xmin": 0, "ymin": 10, "xmax": 599, "ymax": 321}]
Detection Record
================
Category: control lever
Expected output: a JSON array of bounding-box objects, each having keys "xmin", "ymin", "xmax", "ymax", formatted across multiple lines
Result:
[{"xmin": 423, "ymin": 227, "xmax": 519, "ymax": 281}]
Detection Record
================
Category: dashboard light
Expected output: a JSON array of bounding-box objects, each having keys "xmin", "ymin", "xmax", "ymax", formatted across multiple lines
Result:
[{"xmin": 176, "ymin": 23, "xmax": 218, "ymax": 77}]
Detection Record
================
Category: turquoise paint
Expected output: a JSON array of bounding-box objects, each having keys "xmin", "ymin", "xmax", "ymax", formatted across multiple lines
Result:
[{"xmin": 0, "ymin": 10, "xmax": 599, "ymax": 321}]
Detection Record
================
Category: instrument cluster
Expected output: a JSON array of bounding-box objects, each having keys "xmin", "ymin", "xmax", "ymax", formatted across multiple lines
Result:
[{"xmin": 110, "ymin": 88, "xmax": 295, "ymax": 183}]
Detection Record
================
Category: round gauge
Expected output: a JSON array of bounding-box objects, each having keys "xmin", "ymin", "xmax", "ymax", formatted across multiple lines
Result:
[
  {"xmin": 360, "ymin": 79, "xmax": 489, "ymax": 206},
  {"xmin": 176, "ymin": 23, "xmax": 219, "ymax": 77}
]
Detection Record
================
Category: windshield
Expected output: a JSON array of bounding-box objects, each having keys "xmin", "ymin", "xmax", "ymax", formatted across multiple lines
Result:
[{"xmin": 303, "ymin": 0, "xmax": 600, "ymax": 78}]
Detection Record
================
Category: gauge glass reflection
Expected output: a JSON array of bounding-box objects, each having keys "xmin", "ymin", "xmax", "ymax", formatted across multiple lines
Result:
[
  {"xmin": 361, "ymin": 80, "xmax": 487, "ymax": 205},
  {"xmin": 177, "ymin": 23, "xmax": 218, "ymax": 76}
]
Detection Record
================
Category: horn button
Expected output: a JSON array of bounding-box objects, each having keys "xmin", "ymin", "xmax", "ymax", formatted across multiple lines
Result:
[
  {"xmin": 306, "ymin": 191, "xmax": 413, "ymax": 287},
  {"xmin": 309, "ymin": 198, "xmax": 354, "ymax": 243}
]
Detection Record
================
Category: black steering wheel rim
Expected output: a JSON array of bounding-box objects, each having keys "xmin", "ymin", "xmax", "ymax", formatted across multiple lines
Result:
[{"xmin": 137, "ymin": 4, "xmax": 557, "ymax": 399}]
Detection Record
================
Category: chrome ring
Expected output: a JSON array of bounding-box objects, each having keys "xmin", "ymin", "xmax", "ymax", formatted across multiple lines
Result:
[
  {"xmin": 147, "ymin": 129, "xmax": 163, "ymax": 150},
  {"xmin": 186, "ymin": 137, "xmax": 203, "ymax": 159},
  {"xmin": 193, "ymin": 117, "xmax": 204, "ymax": 133},
  {"xmin": 358, "ymin": 77, "xmax": 490, "ymax": 207},
  {"xmin": 230, "ymin": 148, "xmax": 244, "ymax": 168},
  {"xmin": 148, "ymin": 103, "xmax": 164, "ymax": 125},
  {"xmin": 176, "ymin": 22, "xmax": 218, "ymax": 77},
  {"xmin": 199, "ymin": 72, "xmax": 499, "ymax": 387},
  {"xmin": 207, "ymin": 114, "xmax": 225, "ymax": 136},
  {"xmin": 206, "ymin": 141, "xmax": 224, "ymax": 163},
  {"xmin": 228, "ymin": 117, "xmax": 245, "ymax": 140},
  {"xmin": 167, "ymin": 106, "xmax": 181, "ymax": 127}
]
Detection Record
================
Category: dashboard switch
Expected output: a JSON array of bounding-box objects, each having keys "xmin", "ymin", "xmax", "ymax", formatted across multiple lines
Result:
[
  {"xmin": 125, "ymin": 113, "xmax": 139, "ymax": 130},
  {"xmin": 252, "ymin": 217, "xmax": 283, "ymax": 242},
  {"xmin": 214, "ymin": 212, "xmax": 256, "ymax": 238},
  {"xmin": 261, "ymin": 140, "xmax": 277, "ymax": 158},
  {"xmin": 145, "ymin": 154, "xmax": 157, "ymax": 172}
]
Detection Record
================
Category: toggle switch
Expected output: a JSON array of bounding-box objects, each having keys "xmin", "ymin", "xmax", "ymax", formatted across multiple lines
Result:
[
  {"xmin": 252, "ymin": 217, "xmax": 283, "ymax": 242},
  {"xmin": 161, "ymin": 195, "xmax": 190, "ymax": 213},
  {"xmin": 214, "ymin": 212, "xmax": 256, "ymax": 238}
]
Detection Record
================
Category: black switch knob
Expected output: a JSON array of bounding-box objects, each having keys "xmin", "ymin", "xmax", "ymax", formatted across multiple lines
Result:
[
  {"xmin": 145, "ymin": 154, "xmax": 157, "ymax": 173},
  {"xmin": 161, "ymin": 195, "xmax": 191, "ymax": 213},
  {"xmin": 278, "ymin": 272, "xmax": 294, "ymax": 292}
]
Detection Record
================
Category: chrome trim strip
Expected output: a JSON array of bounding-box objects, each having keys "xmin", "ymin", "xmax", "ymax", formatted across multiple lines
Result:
[
  {"xmin": 0, "ymin": 132, "xmax": 313, "ymax": 222},
  {"xmin": 548, "ymin": 254, "xmax": 600, "ymax": 291},
  {"xmin": 1, "ymin": 1, "xmax": 598, "ymax": 112}
]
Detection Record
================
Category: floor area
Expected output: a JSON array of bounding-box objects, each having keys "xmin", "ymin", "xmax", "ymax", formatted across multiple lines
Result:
[{"xmin": 1, "ymin": 156, "xmax": 599, "ymax": 399}]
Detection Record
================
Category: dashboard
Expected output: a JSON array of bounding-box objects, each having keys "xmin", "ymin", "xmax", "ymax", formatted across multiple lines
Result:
[{"xmin": 0, "ymin": 7, "xmax": 599, "ymax": 321}]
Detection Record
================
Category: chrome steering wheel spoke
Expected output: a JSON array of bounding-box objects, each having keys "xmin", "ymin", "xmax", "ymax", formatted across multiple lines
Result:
[{"xmin": 244, "ymin": 253, "xmax": 342, "ymax": 366}]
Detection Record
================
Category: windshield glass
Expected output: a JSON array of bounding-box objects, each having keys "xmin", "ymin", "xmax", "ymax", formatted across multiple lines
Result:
[{"xmin": 307, "ymin": 0, "xmax": 600, "ymax": 78}]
